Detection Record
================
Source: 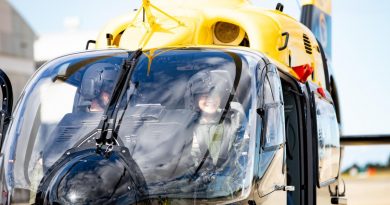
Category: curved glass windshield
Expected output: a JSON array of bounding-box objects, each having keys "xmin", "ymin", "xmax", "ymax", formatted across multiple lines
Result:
[
  {"xmin": 2, "ymin": 48, "xmax": 260, "ymax": 204},
  {"xmin": 114, "ymin": 49, "xmax": 256, "ymax": 202},
  {"xmin": 2, "ymin": 50, "xmax": 129, "ymax": 203}
]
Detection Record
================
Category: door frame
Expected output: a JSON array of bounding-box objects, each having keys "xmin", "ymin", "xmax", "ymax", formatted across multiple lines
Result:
[{"xmin": 279, "ymin": 70, "xmax": 316, "ymax": 205}]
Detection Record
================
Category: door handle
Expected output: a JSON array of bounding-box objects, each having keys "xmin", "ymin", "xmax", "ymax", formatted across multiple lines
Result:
[
  {"xmin": 275, "ymin": 185, "xmax": 295, "ymax": 192},
  {"xmin": 331, "ymin": 197, "xmax": 347, "ymax": 205}
]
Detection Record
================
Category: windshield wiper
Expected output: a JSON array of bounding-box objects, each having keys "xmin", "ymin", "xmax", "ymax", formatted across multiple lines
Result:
[{"xmin": 95, "ymin": 49, "xmax": 143, "ymax": 148}]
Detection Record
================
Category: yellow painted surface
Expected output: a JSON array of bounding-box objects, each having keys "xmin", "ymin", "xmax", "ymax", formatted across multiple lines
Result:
[{"xmin": 96, "ymin": 0, "xmax": 327, "ymax": 87}]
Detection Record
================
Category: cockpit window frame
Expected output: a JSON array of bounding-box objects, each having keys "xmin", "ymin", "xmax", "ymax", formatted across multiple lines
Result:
[
  {"xmin": 1, "ymin": 48, "xmax": 264, "ymax": 204},
  {"xmin": 257, "ymin": 62, "xmax": 286, "ymax": 152},
  {"xmin": 307, "ymin": 82, "xmax": 341, "ymax": 188}
]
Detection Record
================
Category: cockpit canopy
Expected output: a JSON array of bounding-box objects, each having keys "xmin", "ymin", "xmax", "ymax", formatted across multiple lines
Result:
[{"xmin": 2, "ymin": 48, "xmax": 266, "ymax": 204}]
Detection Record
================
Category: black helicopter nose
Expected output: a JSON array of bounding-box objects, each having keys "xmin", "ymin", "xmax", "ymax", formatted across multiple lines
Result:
[{"xmin": 35, "ymin": 147, "xmax": 148, "ymax": 205}]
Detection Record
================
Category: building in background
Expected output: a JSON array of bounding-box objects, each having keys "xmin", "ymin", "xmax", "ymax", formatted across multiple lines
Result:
[
  {"xmin": 34, "ymin": 28, "xmax": 98, "ymax": 67},
  {"xmin": 0, "ymin": 0, "xmax": 36, "ymax": 103}
]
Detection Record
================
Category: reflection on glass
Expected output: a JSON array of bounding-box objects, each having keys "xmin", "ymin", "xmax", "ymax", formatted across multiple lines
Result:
[
  {"xmin": 2, "ymin": 49, "xmax": 260, "ymax": 204},
  {"xmin": 115, "ymin": 50, "xmax": 254, "ymax": 201},
  {"xmin": 315, "ymin": 94, "xmax": 341, "ymax": 184},
  {"xmin": 2, "ymin": 50, "xmax": 128, "ymax": 203}
]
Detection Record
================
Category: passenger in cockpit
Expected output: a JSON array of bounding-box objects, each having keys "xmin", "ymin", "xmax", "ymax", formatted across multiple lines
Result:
[{"xmin": 187, "ymin": 70, "xmax": 244, "ymax": 167}]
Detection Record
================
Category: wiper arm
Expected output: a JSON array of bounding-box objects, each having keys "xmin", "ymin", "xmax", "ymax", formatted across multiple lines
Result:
[{"xmin": 95, "ymin": 49, "xmax": 143, "ymax": 147}]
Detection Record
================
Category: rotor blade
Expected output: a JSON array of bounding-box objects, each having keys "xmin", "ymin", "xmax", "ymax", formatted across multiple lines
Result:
[{"xmin": 341, "ymin": 135, "xmax": 390, "ymax": 145}]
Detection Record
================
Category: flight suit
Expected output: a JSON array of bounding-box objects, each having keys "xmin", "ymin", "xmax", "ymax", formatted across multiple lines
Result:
[{"xmin": 191, "ymin": 104, "xmax": 244, "ymax": 168}]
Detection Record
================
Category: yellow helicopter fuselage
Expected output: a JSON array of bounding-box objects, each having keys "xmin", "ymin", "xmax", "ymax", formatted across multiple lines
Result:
[{"xmin": 95, "ymin": 0, "xmax": 326, "ymax": 87}]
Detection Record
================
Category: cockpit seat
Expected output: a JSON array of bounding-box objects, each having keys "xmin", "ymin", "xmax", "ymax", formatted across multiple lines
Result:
[
  {"xmin": 117, "ymin": 105, "xmax": 197, "ymax": 182},
  {"xmin": 42, "ymin": 112, "xmax": 102, "ymax": 171}
]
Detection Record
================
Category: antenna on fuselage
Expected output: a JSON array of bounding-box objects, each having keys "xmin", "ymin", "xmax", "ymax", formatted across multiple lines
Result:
[{"xmin": 129, "ymin": 0, "xmax": 183, "ymax": 30}]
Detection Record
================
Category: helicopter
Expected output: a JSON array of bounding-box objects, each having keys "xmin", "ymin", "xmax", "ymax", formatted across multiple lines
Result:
[{"xmin": 0, "ymin": 0, "xmax": 352, "ymax": 204}]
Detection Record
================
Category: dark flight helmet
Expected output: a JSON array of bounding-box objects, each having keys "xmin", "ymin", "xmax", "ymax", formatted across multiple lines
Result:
[
  {"xmin": 80, "ymin": 63, "xmax": 119, "ymax": 101},
  {"xmin": 186, "ymin": 70, "xmax": 233, "ymax": 111}
]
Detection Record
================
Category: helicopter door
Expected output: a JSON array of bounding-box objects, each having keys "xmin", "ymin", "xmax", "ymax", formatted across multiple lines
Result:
[
  {"xmin": 255, "ymin": 63, "xmax": 287, "ymax": 203},
  {"xmin": 0, "ymin": 68, "xmax": 13, "ymax": 188},
  {"xmin": 0, "ymin": 68, "xmax": 13, "ymax": 151},
  {"xmin": 307, "ymin": 82, "xmax": 341, "ymax": 188},
  {"xmin": 306, "ymin": 82, "xmax": 343, "ymax": 205}
]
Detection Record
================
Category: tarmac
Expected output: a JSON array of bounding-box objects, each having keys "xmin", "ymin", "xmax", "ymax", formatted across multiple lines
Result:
[{"xmin": 344, "ymin": 175, "xmax": 390, "ymax": 205}]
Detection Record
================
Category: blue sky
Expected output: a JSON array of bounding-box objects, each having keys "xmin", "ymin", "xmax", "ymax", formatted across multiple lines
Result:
[{"xmin": 7, "ymin": 0, "xmax": 390, "ymax": 169}]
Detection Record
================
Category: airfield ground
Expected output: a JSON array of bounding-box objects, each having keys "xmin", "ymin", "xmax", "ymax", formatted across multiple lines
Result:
[{"xmin": 343, "ymin": 172, "xmax": 390, "ymax": 205}]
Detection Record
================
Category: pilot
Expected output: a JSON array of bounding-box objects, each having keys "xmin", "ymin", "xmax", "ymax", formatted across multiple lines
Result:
[
  {"xmin": 88, "ymin": 85, "xmax": 111, "ymax": 112},
  {"xmin": 187, "ymin": 70, "xmax": 243, "ymax": 167},
  {"xmin": 80, "ymin": 63, "xmax": 119, "ymax": 112},
  {"xmin": 40, "ymin": 64, "xmax": 119, "ymax": 172}
]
